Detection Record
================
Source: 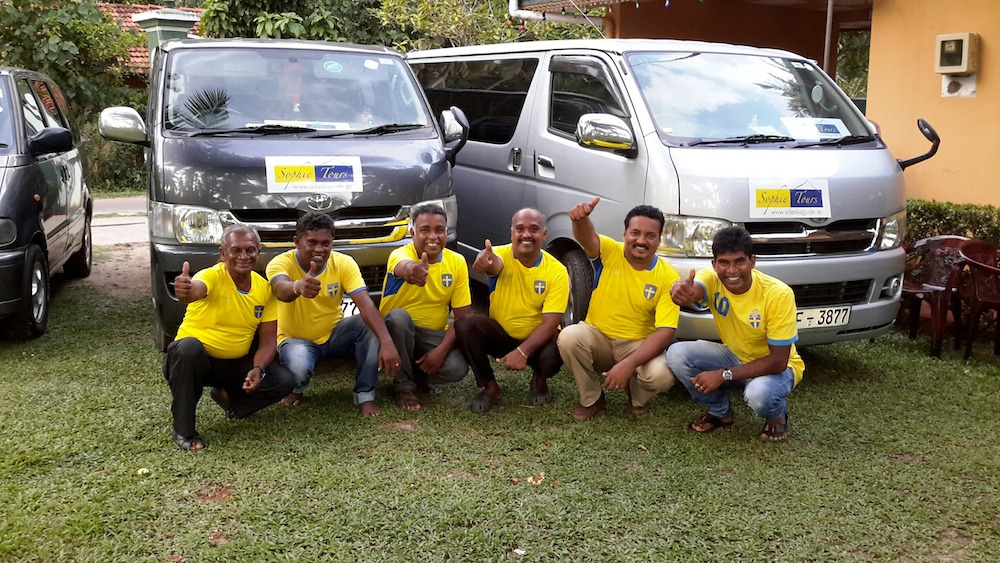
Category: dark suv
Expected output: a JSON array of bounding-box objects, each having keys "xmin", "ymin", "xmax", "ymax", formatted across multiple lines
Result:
[{"xmin": 0, "ymin": 66, "xmax": 92, "ymax": 339}]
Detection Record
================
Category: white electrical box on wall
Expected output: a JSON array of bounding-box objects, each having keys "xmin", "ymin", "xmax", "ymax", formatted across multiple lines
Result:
[{"xmin": 935, "ymin": 32, "xmax": 979, "ymax": 75}]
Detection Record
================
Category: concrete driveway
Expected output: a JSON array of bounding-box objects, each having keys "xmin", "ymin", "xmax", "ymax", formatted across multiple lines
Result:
[{"xmin": 93, "ymin": 196, "xmax": 146, "ymax": 246}]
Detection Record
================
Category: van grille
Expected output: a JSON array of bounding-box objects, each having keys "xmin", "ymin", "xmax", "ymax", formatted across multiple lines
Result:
[
  {"xmin": 788, "ymin": 280, "xmax": 871, "ymax": 307},
  {"xmin": 745, "ymin": 219, "xmax": 878, "ymax": 256},
  {"xmin": 228, "ymin": 206, "xmax": 407, "ymax": 245}
]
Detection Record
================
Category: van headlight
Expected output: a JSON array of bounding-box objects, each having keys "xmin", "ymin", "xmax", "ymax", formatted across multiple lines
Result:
[
  {"xmin": 660, "ymin": 215, "xmax": 733, "ymax": 258},
  {"xmin": 150, "ymin": 201, "xmax": 226, "ymax": 244},
  {"xmin": 409, "ymin": 196, "xmax": 458, "ymax": 235},
  {"xmin": 880, "ymin": 210, "xmax": 906, "ymax": 250},
  {"xmin": 0, "ymin": 218, "xmax": 15, "ymax": 246}
]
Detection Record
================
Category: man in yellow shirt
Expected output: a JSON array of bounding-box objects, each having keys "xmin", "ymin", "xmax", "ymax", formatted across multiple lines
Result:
[
  {"xmin": 266, "ymin": 213, "xmax": 400, "ymax": 417},
  {"xmin": 454, "ymin": 208, "xmax": 569, "ymax": 413},
  {"xmin": 558, "ymin": 198, "xmax": 681, "ymax": 421},
  {"xmin": 380, "ymin": 204, "xmax": 471, "ymax": 411},
  {"xmin": 163, "ymin": 225, "xmax": 295, "ymax": 452},
  {"xmin": 668, "ymin": 226, "xmax": 804, "ymax": 442}
]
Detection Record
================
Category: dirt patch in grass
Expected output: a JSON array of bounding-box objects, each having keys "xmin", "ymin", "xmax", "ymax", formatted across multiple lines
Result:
[
  {"xmin": 197, "ymin": 483, "xmax": 234, "ymax": 503},
  {"xmin": 86, "ymin": 243, "xmax": 151, "ymax": 300},
  {"xmin": 378, "ymin": 420, "xmax": 421, "ymax": 432}
]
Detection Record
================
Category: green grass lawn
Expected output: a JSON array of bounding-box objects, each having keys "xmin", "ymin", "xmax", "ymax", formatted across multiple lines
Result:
[{"xmin": 2, "ymin": 263, "xmax": 1000, "ymax": 561}]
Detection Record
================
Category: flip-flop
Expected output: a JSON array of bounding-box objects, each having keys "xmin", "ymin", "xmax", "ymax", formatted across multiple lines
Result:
[
  {"xmin": 469, "ymin": 391, "xmax": 501, "ymax": 414},
  {"xmin": 529, "ymin": 391, "xmax": 554, "ymax": 406},
  {"xmin": 173, "ymin": 432, "xmax": 206, "ymax": 452},
  {"xmin": 688, "ymin": 411, "xmax": 735, "ymax": 433}
]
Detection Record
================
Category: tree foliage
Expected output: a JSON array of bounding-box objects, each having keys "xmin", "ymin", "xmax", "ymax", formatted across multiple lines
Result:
[
  {"xmin": 0, "ymin": 0, "xmax": 142, "ymax": 117},
  {"xmin": 200, "ymin": 0, "xmax": 405, "ymax": 46},
  {"xmin": 375, "ymin": 0, "xmax": 604, "ymax": 51},
  {"xmin": 836, "ymin": 30, "xmax": 869, "ymax": 98}
]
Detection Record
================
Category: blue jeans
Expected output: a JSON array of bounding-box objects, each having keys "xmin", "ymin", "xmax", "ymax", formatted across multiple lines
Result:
[
  {"xmin": 278, "ymin": 315, "xmax": 380, "ymax": 405},
  {"xmin": 665, "ymin": 340, "xmax": 794, "ymax": 420}
]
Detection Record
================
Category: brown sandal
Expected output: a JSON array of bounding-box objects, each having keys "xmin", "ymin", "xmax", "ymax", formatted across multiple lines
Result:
[{"xmin": 688, "ymin": 411, "xmax": 734, "ymax": 433}]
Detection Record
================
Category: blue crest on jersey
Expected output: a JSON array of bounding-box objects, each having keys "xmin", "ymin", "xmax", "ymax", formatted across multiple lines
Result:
[
  {"xmin": 749, "ymin": 308, "xmax": 762, "ymax": 328},
  {"xmin": 254, "ymin": 305, "xmax": 264, "ymax": 319},
  {"xmin": 442, "ymin": 273, "xmax": 453, "ymax": 287},
  {"xmin": 534, "ymin": 280, "xmax": 546, "ymax": 294},
  {"xmin": 328, "ymin": 282, "xmax": 339, "ymax": 297},
  {"xmin": 643, "ymin": 284, "xmax": 657, "ymax": 299}
]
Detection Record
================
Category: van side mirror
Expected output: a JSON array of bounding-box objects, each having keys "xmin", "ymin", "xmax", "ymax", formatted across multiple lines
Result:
[
  {"xmin": 441, "ymin": 105, "xmax": 469, "ymax": 165},
  {"xmin": 576, "ymin": 113, "xmax": 637, "ymax": 158},
  {"xmin": 99, "ymin": 106, "xmax": 149, "ymax": 146},
  {"xmin": 28, "ymin": 127, "xmax": 74, "ymax": 157},
  {"xmin": 897, "ymin": 118, "xmax": 940, "ymax": 171}
]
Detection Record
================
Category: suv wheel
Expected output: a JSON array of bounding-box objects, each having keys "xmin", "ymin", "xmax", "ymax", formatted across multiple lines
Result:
[
  {"xmin": 6, "ymin": 245, "xmax": 50, "ymax": 339},
  {"xmin": 64, "ymin": 214, "xmax": 93, "ymax": 278}
]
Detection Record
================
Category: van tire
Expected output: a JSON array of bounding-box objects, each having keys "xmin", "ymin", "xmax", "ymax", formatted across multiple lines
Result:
[
  {"xmin": 6, "ymin": 245, "xmax": 50, "ymax": 339},
  {"xmin": 559, "ymin": 247, "xmax": 593, "ymax": 327},
  {"xmin": 64, "ymin": 215, "xmax": 93, "ymax": 279}
]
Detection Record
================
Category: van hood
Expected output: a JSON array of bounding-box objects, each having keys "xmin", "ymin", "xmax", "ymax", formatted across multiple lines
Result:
[
  {"xmin": 669, "ymin": 147, "xmax": 905, "ymax": 221},
  {"xmin": 154, "ymin": 135, "xmax": 452, "ymax": 210}
]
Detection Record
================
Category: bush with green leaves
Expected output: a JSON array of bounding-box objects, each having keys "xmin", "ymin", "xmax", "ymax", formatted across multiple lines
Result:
[{"xmin": 906, "ymin": 198, "xmax": 1000, "ymax": 246}]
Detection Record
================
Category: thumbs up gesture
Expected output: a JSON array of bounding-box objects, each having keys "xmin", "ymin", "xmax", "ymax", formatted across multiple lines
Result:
[
  {"xmin": 174, "ymin": 261, "xmax": 193, "ymax": 300},
  {"xmin": 671, "ymin": 268, "xmax": 700, "ymax": 306},
  {"xmin": 408, "ymin": 251, "xmax": 431, "ymax": 287},
  {"xmin": 473, "ymin": 239, "xmax": 497, "ymax": 273},
  {"xmin": 297, "ymin": 260, "xmax": 322, "ymax": 299},
  {"xmin": 569, "ymin": 196, "xmax": 601, "ymax": 221}
]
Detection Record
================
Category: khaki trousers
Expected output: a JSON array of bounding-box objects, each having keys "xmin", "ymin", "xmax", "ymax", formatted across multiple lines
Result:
[{"xmin": 558, "ymin": 322, "xmax": 675, "ymax": 408}]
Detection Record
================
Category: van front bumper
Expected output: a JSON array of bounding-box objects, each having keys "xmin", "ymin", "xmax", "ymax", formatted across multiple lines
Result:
[{"xmin": 0, "ymin": 247, "xmax": 26, "ymax": 317}]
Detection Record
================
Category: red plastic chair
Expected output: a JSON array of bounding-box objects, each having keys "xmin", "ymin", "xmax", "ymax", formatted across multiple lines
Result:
[
  {"xmin": 958, "ymin": 239, "xmax": 1000, "ymax": 360},
  {"xmin": 900, "ymin": 235, "xmax": 970, "ymax": 357}
]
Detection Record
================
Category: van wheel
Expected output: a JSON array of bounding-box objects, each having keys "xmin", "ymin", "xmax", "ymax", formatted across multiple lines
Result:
[
  {"xmin": 6, "ymin": 245, "xmax": 50, "ymax": 339},
  {"xmin": 64, "ymin": 215, "xmax": 93, "ymax": 278},
  {"xmin": 559, "ymin": 247, "xmax": 593, "ymax": 327}
]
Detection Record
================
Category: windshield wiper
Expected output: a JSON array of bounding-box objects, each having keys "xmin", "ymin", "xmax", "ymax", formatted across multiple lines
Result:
[
  {"xmin": 184, "ymin": 124, "xmax": 317, "ymax": 137},
  {"xmin": 682, "ymin": 134, "xmax": 796, "ymax": 147},
  {"xmin": 303, "ymin": 123, "xmax": 425, "ymax": 139},
  {"xmin": 794, "ymin": 135, "xmax": 876, "ymax": 148}
]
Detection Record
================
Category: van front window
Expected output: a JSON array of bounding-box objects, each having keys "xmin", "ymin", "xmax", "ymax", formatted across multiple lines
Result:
[
  {"xmin": 625, "ymin": 51, "xmax": 871, "ymax": 145},
  {"xmin": 163, "ymin": 48, "xmax": 430, "ymax": 133}
]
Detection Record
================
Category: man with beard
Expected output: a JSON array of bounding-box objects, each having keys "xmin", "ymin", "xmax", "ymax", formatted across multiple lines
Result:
[
  {"xmin": 163, "ymin": 225, "xmax": 295, "ymax": 451},
  {"xmin": 266, "ymin": 212, "xmax": 400, "ymax": 417},
  {"xmin": 454, "ymin": 208, "xmax": 569, "ymax": 414},
  {"xmin": 667, "ymin": 226, "xmax": 803, "ymax": 442},
  {"xmin": 558, "ymin": 199, "xmax": 681, "ymax": 421},
  {"xmin": 379, "ymin": 204, "xmax": 472, "ymax": 411}
]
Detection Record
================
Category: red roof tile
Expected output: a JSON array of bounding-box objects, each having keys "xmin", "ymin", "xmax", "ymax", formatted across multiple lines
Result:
[{"xmin": 98, "ymin": 3, "xmax": 202, "ymax": 72}]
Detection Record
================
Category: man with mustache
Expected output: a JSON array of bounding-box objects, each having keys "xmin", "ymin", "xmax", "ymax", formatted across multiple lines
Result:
[
  {"xmin": 667, "ymin": 226, "xmax": 803, "ymax": 442},
  {"xmin": 558, "ymin": 199, "xmax": 681, "ymax": 421},
  {"xmin": 454, "ymin": 208, "xmax": 569, "ymax": 414},
  {"xmin": 163, "ymin": 225, "xmax": 295, "ymax": 451},
  {"xmin": 267, "ymin": 212, "xmax": 400, "ymax": 417}
]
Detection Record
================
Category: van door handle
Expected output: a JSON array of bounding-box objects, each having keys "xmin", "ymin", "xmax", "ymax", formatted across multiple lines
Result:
[
  {"xmin": 537, "ymin": 155, "xmax": 555, "ymax": 169},
  {"xmin": 511, "ymin": 147, "xmax": 522, "ymax": 172}
]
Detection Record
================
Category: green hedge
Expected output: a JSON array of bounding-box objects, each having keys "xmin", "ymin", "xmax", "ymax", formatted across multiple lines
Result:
[{"xmin": 906, "ymin": 198, "xmax": 1000, "ymax": 246}]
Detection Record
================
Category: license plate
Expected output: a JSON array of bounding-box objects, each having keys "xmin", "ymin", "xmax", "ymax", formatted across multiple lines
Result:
[{"xmin": 796, "ymin": 305, "xmax": 851, "ymax": 329}]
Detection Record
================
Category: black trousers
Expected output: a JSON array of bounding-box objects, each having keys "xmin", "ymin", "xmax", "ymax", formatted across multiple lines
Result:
[
  {"xmin": 163, "ymin": 337, "xmax": 295, "ymax": 438},
  {"xmin": 453, "ymin": 314, "xmax": 562, "ymax": 389}
]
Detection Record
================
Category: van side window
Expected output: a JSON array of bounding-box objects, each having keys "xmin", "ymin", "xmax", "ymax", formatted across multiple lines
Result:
[
  {"xmin": 16, "ymin": 80, "xmax": 46, "ymax": 137},
  {"xmin": 412, "ymin": 58, "xmax": 539, "ymax": 144},
  {"xmin": 548, "ymin": 56, "xmax": 626, "ymax": 137},
  {"xmin": 30, "ymin": 80, "xmax": 69, "ymax": 131}
]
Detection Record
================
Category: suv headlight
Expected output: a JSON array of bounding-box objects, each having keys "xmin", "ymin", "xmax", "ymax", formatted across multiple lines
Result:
[
  {"xmin": 150, "ymin": 201, "xmax": 226, "ymax": 244},
  {"xmin": 880, "ymin": 210, "xmax": 906, "ymax": 250},
  {"xmin": 409, "ymin": 196, "xmax": 458, "ymax": 235},
  {"xmin": 660, "ymin": 215, "xmax": 733, "ymax": 258}
]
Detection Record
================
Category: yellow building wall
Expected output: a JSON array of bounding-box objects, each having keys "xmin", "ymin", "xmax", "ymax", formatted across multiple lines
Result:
[{"xmin": 869, "ymin": 0, "xmax": 1000, "ymax": 205}]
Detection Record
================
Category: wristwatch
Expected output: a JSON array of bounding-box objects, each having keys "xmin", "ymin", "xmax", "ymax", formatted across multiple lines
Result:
[{"xmin": 722, "ymin": 368, "xmax": 734, "ymax": 382}]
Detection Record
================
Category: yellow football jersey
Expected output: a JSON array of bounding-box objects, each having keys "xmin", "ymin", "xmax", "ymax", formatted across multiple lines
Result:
[
  {"xmin": 379, "ymin": 244, "xmax": 471, "ymax": 331},
  {"xmin": 175, "ymin": 262, "xmax": 277, "ymax": 359},
  {"xmin": 266, "ymin": 249, "xmax": 367, "ymax": 345},
  {"xmin": 488, "ymin": 244, "xmax": 569, "ymax": 340},
  {"xmin": 695, "ymin": 268, "xmax": 805, "ymax": 384},
  {"xmin": 584, "ymin": 235, "xmax": 681, "ymax": 340}
]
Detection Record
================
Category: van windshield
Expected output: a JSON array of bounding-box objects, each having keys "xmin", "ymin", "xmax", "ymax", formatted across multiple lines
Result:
[
  {"xmin": 162, "ymin": 47, "xmax": 431, "ymax": 133},
  {"xmin": 625, "ymin": 51, "xmax": 872, "ymax": 145}
]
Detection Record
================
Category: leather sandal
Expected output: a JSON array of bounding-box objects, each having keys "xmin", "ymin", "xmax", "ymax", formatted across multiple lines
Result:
[
  {"xmin": 688, "ymin": 411, "xmax": 735, "ymax": 433},
  {"xmin": 173, "ymin": 432, "xmax": 206, "ymax": 452}
]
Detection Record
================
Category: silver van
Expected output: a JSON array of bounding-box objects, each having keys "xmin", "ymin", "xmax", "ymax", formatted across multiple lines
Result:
[
  {"xmin": 408, "ymin": 39, "xmax": 937, "ymax": 345},
  {"xmin": 101, "ymin": 38, "xmax": 467, "ymax": 349}
]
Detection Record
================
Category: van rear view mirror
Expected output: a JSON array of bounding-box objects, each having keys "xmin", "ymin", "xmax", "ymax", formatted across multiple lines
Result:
[{"xmin": 576, "ymin": 113, "xmax": 637, "ymax": 158}]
